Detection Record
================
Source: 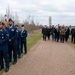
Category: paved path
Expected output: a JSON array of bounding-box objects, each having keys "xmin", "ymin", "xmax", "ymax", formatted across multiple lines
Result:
[{"xmin": 3, "ymin": 40, "xmax": 75, "ymax": 75}]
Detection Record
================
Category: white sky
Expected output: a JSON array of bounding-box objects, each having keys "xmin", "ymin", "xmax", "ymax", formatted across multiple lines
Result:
[{"xmin": 0, "ymin": 0, "xmax": 75, "ymax": 25}]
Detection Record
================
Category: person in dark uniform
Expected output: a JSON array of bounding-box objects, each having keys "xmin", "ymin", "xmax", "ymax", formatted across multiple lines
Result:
[
  {"xmin": 15, "ymin": 25, "xmax": 21, "ymax": 58},
  {"xmin": 71, "ymin": 27, "xmax": 75, "ymax": 43},
  {"xmin": 42, "ymin": 26, "xmax": 47, "ymax": 41},
  {"xmin": 54, "ymin": 27, "xmax": 57, "ymax": 41},
  {"xmin": 21, "ymin": 25, "xmax": 27, "ymax": 54},
  {"xmin": 47, "ymin": 26, "xmax": 51, "ymax": 40},
  {"xmin": 6, "ymin": 18, "xmax": 18, "ymax": 65},
  {"xmin": 0, "ymin": 22, "xmax": 9, "ymax": 72},
  {"xmin": 71, "ymin": 27, "xmax": 75, "ymax": 44},
  {"xmin": 65, "ymin": 28, "xmax": 70, "ymax": 42},
  {"xmin": 55, "ymin": 26, "xmax": 60, "ymax": 42},
  {"xmin": 58, "ymin": 24, "xmax": 61, "ymax": 40},
  {"xmin": 73, "ymin": 27, "xmax": 75, "ymax": 44},
  {"xmin": 51, "ymin": 25, "xmax": 55, "ymax": 41}
]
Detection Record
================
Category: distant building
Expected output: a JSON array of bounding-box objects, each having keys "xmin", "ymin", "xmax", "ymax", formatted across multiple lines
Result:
[{"xmin": 49, "ymin": 16, "xmax": 52, "ymax": 26}]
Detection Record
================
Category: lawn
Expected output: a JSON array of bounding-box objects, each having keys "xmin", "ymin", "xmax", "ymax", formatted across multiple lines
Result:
[
  {"xmin": 68, "ymin": 35, "xmax": 75, "ymax": 49},
  {"xmin": 69, "ymin": 35, "xmax": 71, "ymax": 42},
  {"xmin": 27, "ymin": 32, "xmax": 42, "ymax": 50}
]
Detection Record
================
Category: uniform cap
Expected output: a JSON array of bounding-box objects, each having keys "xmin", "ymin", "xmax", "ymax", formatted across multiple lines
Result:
[
  {"xmin": 21, "ymin": 24, "xmax": 24, "ymax": 27},
  {"xmin": 15, "ymin": 25, "xmax": 18, "ymax": 27},
  {"xmin": 8, "ymin": 18, "xmax": 12, "ymax": 22}
]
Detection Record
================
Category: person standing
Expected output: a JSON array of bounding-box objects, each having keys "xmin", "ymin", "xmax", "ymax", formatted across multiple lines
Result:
[
  {"xmin": 51, "ymin": 25, "xmax": 55, "ymax": 41},
  {"xmin": 15, "ymin": 25, "xmax": 21, "ymax": 58},
  {"xmin": 65, "ymin": 27, "xmax": 70, "ymax": 42},
  {"xmin": 42, "ymin": 26, "xmax": 47, "ymax": 41},
  {"xmin": 6, "ymin": 18, "xmax": 18, "ymax": 64},
  {"xmin": 47, "ymin": 26, "xmax": 51, "ymax": 40},
  {"xmin": 71, "ymin": 27, "xmax": 75, "ymax": 44},
  {"xmin": 55, "ymin": 27, "xmax": 60, "ymax": 42},
  {"xmin": 54, "ymin": 27, "xmax": 57, "ymax": 41},
  {"xmin": 60, "ymin": 25, "xmax": 66, "ymax": 43},
  {"xmin": 71, "ymin": 27, "xmax": 75, "ymax": 43},
  {"xmin": 0, "ymin": 22, "xmax": 9, "ymax": 72},
  {"xmin": 21, "ymin": 25, "xmax": 27, "ymax": 54}
]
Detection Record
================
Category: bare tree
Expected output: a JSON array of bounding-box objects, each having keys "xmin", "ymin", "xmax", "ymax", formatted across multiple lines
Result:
[
  {"xmin": 6, "ymin": 6, "xmax": 15, "ymax": 20},
  {"xmin": 6, "ymin": 6, "xmax": 11, "ymax": 19},
  {"xmin": 24, "ymin": 20, "xmax": 29, "ymax": 25},
  {"xmin": 14, "ymin": 12, "xmax": 19, "ymax": 24},
  {"xmin": 30, "ymin": 16, "xmax": 35, "ymax": 25},
  {"xmin": 36, "ymin": 22, "xmax": 39, "ymax": 26},
  {"xmin": 27, "ymin": 15, "xmax": 31, "ymax": 23},
  {"xmin": 0, "ymin": 14, "xmax": 3, "ymax": 21}
]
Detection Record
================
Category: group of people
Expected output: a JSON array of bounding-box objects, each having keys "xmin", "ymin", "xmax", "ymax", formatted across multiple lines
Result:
[
  {"xmin": 0, "ymin": 18, "xmax": 27, "ymax": 72},
  {"xmin": 42, "ymin": 25, "xmax": 75, "ymax": 44}
]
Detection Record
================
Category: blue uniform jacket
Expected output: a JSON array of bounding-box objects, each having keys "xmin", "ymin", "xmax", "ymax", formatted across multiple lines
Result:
[
  {"xmin": 21, "ymin": 30, "xmax": 27, "ymax": 42},
  {"xmin": 17, "ymin": 29, "xmax": 21, "ymax": 40},
  {"xmin": 6, "ymin": 25, "xmax": 18, "ymax": 45},
  {"xmin": 17, "ymin": 29, "xmax": 21, "ymax": 44},
  {"xmin": 0, "ymin": 29, "xmax": 9, "ymax": 50}
]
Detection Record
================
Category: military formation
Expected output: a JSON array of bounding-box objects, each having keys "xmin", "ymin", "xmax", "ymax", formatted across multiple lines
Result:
[
  {"xmin": 42, "ymin": 25, "xmax": 75, "ymax": 44},
  {"xmin": 0, "ymin": 18, "xmax": 27, "ymax": 73}
]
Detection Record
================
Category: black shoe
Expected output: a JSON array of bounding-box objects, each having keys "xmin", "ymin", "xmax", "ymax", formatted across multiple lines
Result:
[
  {"xmin": 13, "ymin": 62, "xmax": 17, "ymax": 65},
  {"xmin": 0, "ymin": 67, "xmax": 4, "ymax": 71},
  {"xmin": 21, "ymin": 52, "xmax": 23, "ymax": 54},
  {"xmin": 24, "ymin": 52, "xmax": 27, "ymax": 55},
  {"xmin": 18, "ymin": 56, "xmax": 21, "ymax": 59},
  {"xmin": 9, "ymin": 60, "xmax": 12, "ymax": 63},
  {"xmin": 5, "ymin": 68, "xmax": 9, "ymax": 73}
]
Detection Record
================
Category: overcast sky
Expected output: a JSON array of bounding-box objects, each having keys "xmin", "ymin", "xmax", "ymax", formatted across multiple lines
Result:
[{"xmin": 0, "ymin": 0, "xmax": 75, "ymax": 25}]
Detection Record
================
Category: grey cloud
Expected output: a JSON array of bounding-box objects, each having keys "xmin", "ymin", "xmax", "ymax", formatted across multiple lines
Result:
[{"xmin": 0, "ymin": 0, "xmax": 75, "ymax": 25}]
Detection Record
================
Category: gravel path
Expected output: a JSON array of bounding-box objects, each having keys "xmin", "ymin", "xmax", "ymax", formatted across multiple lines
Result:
[{"xmin": 2, "ymin": 39, "xmax": 75, "ymax": 75}]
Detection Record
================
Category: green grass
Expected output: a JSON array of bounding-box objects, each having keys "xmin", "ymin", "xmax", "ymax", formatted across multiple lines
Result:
[
  {"xmin": 0, "ymin": 69, "xmax": 4, "ymax": 75},
  {"xmin": 69, "ymin": 35, "xmax": 71, "ymax": 42},
  {"xmin": 27, "ymin": 32, "xmax": 42, "ymax": 50},
  {"xmin": 0, "ymin": 31, "xmax": 42, "ymax": 75},
  {"xmin": 68, "ymin": 35, "xmax": 75, "ymax": 49}
]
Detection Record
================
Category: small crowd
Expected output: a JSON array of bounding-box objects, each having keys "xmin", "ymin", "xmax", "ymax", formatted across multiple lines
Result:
[{"xmin": 42, "ymin": 25, "xmax": 75, "ymax": 44}]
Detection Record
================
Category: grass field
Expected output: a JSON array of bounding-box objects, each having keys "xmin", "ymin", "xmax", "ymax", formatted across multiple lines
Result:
[
  {"xmin": 68, "ymin": 35, "xmax": 75, "ymax": 49},
  {"xmin": 27, "ymin": 32, "xmax": 42, "ymax": 50},
  {"xmin": 69, "ymin": 35, "xmax": 71, "ymax": 41},
  {"xmin": 0, "ymin": 31, "xmax": 42, "ymax": 75}
]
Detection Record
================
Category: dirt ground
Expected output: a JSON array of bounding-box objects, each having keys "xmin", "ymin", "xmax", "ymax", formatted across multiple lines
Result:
[{"xmin": 2, "ymin": 39, "xmax": 75, "ymax": 75}]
